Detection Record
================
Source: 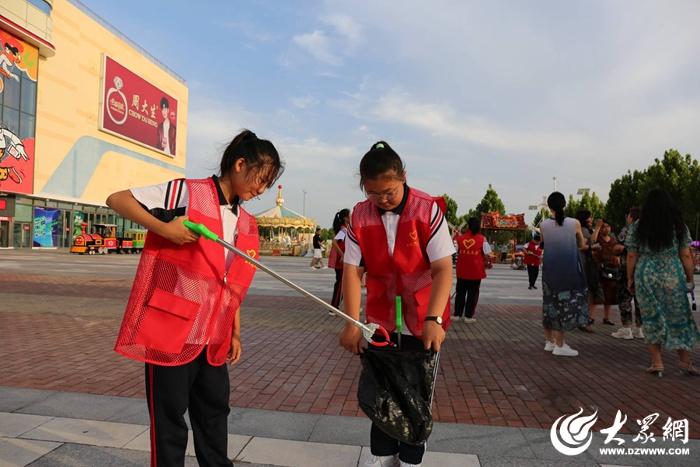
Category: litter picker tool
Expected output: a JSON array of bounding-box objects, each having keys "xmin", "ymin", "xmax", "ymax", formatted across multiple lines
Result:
[
  {"xmin": 184, "ymin": 220, "xmax": 393, "ymax": 347},
  {"xmin": 396, "ymin": 296, "xmax": 402, "ymax": 349}
]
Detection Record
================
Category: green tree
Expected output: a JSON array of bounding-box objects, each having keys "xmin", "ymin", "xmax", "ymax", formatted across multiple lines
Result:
[
  {"xmin": 475, "ymin": 184, "xmax": 506, "ymax": 216},
  {"xmin": 532, "ymin": 208, "xmax": 550, "ymax": 228},
  {"xmin": 441, "ymin": 194, "xmax": 459, "ymax": 227},
  {"xmin": 605, "ymin": 149, "xmax": 700, "ymax": 236}
]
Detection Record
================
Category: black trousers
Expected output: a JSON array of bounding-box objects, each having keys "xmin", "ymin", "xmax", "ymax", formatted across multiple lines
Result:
[
  {"xmin": 370, "ymin": 334, "xmax": 428, "ymax": 464},
  {"xmin": 145, "ymin": 347, "xmax": 232, "ymax": 467},
  {"xmin": 454, "ymin": 278, "xmax": 481, "ymax": 318},
  {"xmin": 527, "ymin": 265, "xmax": 539, "ymax": 287},
  {"xmin": 331, "ymin": 268, "xmax": 343, "ymax": 308}
]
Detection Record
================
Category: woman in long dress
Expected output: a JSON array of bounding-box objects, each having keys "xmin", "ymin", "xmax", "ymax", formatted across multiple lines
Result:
[
  {"xmin": 540, "ymin": 192, "xmax": 589, "ymax": 356},
  {"xmin": 626, "ymin": 189, "xmax": 699, "ymax": 376}
]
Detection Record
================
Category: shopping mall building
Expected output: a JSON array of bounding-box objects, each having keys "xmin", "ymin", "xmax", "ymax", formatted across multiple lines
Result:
[{"xmin": 0, "ymin": 0, "xmax": 188, "ymax": 248}]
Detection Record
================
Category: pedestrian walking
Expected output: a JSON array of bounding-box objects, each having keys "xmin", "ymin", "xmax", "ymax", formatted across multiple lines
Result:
[
  {"xmin": 523, "ymin": 233, "xmax": 543, "ymax": 289},
  {"xmin": 328, "ymin": 208, "xmax": 350, "ymax": 314},
  {"xmin": 309, "ymin": 227, "xmax": 326, "ymax": 269},
  {"xmin": 626, "ymin": 189, "xmax": 699, "ymax": 376},
  {"xmin": 453, "ymin": 217, "xmax": 492, "ymax": 323}
]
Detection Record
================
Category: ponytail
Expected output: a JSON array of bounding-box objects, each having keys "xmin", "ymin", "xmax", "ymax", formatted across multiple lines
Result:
[
  {"xmin": 358, "ymin": 141, "xmax": 405, "ymax": 190},
  {"xmin": 547, "ymin": 192, "xmax": 567, "ymax": 226},
  {"xmin": 219, "ymin": 129, "xmax": 284, "ymax": 187},
  {"xmin": 332, "ymin": 208, "xmax": 350, "ymax": 234}
]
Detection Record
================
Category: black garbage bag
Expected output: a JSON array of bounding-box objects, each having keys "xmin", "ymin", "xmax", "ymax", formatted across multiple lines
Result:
[{"xmin": 358, "ymin": 348, "xmax": 438, "ymax": 445}]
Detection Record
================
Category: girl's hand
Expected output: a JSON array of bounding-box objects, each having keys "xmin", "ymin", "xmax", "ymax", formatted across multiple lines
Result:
[
  {"xmin": 162, "ymin": 215, "xmax": 200, "ymax": 245},
  {"xmin": 422, "ymin": 320, "xmax": 446, "ymax": 351},
  {"xmin": 595, "ymin": 219, "xmax": 603, "ymax": 229},
  {"xmin": 228, "ymin": 334, "xmax": 242, "ymax": 365},
  {"xmin": 339, "ymin": 324, "xmax": 363, "ymax": 354},
  {"xmin": 627, "ymin": 278, "xmax": 635, "ymax": 295}
]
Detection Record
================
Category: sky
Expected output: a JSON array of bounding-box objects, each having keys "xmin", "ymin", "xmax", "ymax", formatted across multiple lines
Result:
[{"xmin": 79, "ymin": 0, "xmax": 700, "ymax": 228}]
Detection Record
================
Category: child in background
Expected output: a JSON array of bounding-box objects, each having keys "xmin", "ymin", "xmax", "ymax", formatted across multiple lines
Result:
[
  {"xmin": 339, "ymin": 141, "xmax": 454, "ymax": 467},
  {"xmin": 107, "ymin": 129, "xmax": 283, "ymax": 467},
  {"xmin": 328, "ymin": 208, "xmax": 351, "ymax": 314}
]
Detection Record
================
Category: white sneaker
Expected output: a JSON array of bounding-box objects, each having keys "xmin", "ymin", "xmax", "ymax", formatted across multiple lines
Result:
[
  {"xmin": 364, "ymin": 454, "xmax": 400, "ymax": 467},
  {"xmin": 552, "ymin": 344, "xmax": 579, "ymax": 357},
  {"xmin": 544, "ymin": 341, "xmax": 556, "ymax": 352},
  {"xmin": 309, "ymin": 266, "xmax": 315, "ymax": 270},
  {"xmin": 463, "ymin": 317, "xmax": 477, "ymax": 324},
  {"xmin": 452, "ymin": 316, "xmax": 463, "ymax": 323},
  {"xmin": 632, "ymin": 327, "xmax": 645, "ymax": 339},
  {"xmin": 322, "ymin": 266, "xmax": 328, "ymax": 269},
  {"xmin": 400, "ymin": 462, "xmax": 421, "ymax": 467},
  {"xmin": 611, "ymin": 327, "xmax": 633, "ymax": 340}
]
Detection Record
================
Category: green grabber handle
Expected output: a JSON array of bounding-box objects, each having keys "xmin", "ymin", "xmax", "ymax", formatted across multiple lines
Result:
[
  {"xmin": 184, "ymin": 220, "xmax": 219, "ymax": 241},
  {"xmin": 182, "ymin": 219, "xmax": 394, "ymax": 347},
  {"xmin": 396, "ymin": 296, "xmax": 402, "ymax": 349}
]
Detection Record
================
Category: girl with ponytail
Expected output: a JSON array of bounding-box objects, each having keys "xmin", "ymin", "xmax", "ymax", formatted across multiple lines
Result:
[
  {"xmin": 328, "ymin": 208, "xmax": 351, "ymax": 312},
  {"xmin": 538, "ymin": 192, "xmax": 589, "ymax": 357},
  {"xmin": 107, "ymin": 129, "xmax": 283, "ymax": 466}
]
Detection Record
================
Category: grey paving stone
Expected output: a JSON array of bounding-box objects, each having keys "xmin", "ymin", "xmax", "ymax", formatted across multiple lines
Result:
[
  {"xmin": 0, "ymin": 437, "xmax": 62, "ymax": 466},
  {"xmin": 228, "ymin": 407, "xmax": 319, "ymax": 441},
  {"xmin": 428, "ymin": 423, "xmax": 536, "ymax": 458},
  {"xmin": 308, "ymin": 414, "xmax": 371, "ymax": 446},
  {"xmin": 24, "ymin": 443, "xmax": 200, "ymax": 467},
  {"xmin": 0, "ymin": 387, "xmax": 56, "ymax": 413},
  {"xmin": 16, "ymin": 392, "xmax": 144, "ymax": 422}
]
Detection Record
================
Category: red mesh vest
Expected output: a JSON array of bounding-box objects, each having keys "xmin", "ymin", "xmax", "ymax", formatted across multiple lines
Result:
[
  {"xmin": 352, "ymin": 188, "xmax": 450, "ymax": 337},
  {"xmin": 114, "ymin": 178, "xmax": 259, "ymax": 366},
  {"xmin": 455, "ymin": 231, "xmax": 486, "ymax": 280},
  {"xmin": 328, "ymin": 225, "xmax": 347, "ymax": 269},
  {"xmin": 523, "ymin": 241, "xmax": 542, "ymax": 266}
]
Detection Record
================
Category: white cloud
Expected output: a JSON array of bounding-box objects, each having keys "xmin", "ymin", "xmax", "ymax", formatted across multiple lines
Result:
[{"xmin": 293, "ymin": 30, "xmax": 342, "ymax": 65}]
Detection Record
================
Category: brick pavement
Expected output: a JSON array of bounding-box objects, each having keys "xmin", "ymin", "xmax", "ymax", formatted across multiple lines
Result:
[{"xmin": 2, "ymin": 271, "xmax": 700, "ymax": 441}]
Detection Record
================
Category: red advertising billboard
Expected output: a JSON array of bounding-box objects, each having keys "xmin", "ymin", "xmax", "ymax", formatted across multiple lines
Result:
[
  {"xmin": 100, "ymin": 55, "xmax": 178, "ymax": 156},
  {"xmin": 0, "ymin": 30, "xmax": 38, "ymax": 195}
]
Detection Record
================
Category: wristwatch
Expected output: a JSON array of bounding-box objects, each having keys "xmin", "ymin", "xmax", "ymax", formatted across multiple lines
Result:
[{"xmin": 424, "ymin": 316, "xmax": 443, "ymax": 325}]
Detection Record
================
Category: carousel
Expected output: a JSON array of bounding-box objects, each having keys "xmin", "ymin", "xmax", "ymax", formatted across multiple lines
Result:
[
  {"xmin": 480, "ymin": 211, "xmax": 528, "ymax": 265},
  {"xmin": 255, "ymin": 185, "xmax": 317, "ymax": 256}
]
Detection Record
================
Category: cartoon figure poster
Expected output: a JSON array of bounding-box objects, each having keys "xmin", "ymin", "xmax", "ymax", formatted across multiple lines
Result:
[{"xmin": 0, "ymin": 30, "xmax": 38, "ymax": 195}]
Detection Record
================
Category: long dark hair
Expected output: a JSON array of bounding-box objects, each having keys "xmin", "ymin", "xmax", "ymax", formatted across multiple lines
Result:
[
  {"xmin": 547, "ymin": 192, "xmax": 566, "ymax": 226},
  {"xmin": 467, "ymin": 217, "xmax": 480, "ymax": 235},
  {"xmin": 574, "ymin": 209, "xmax": 591, "ymax": 232},
  {"xmin": 358, "ymin": 141, "xmax": 405, "ymax": 191},
  {"xmin": 636, "ymin": 189, "xmax": 686, "ymax": 252},
  {"xmin": 332, "ymin": 208, "xmax": 350, "ymax": 234},
  {"xmin": 219, "ymin": 129, "xmax": 284, "ymax": 187}
]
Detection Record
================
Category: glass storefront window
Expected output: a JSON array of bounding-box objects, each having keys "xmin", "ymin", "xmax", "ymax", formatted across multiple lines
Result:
[
  {"xmin": 14, "ymin": 203, "xmax": 33, "ymax": 222},
  {"xmin": 20, "ymin": 79, "xmax": 37, "ymax": 114}
]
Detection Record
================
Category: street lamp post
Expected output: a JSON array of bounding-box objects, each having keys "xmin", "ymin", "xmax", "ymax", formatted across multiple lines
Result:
[{"xmin": 302, "ymin": 190, "xmax": 307, "ymax": 217}]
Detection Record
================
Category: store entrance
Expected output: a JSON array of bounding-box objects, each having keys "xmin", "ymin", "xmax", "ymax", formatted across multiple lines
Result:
[
  {"xmin": 0, "ymin": 220, "xmax": 9, "ymax": 247},
  {"xmin": 13, "ymin": 222, "xmax": 32, "ymax": 248}
]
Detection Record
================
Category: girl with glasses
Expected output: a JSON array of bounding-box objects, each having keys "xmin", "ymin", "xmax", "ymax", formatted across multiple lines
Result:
[{"xmin": 339, "ymin": 141, "xmax": 454, "ymax": 467}]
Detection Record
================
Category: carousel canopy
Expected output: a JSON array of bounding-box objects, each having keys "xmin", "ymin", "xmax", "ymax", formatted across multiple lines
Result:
[{"xmin": 255, "ymin": 185, "xmax": 317, "ymax": 229}]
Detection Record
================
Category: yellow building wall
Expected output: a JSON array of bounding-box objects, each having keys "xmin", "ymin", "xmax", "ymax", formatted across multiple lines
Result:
[{"xmin": 34, "ymin": 0, "xmax": 187, "ymax": 205}]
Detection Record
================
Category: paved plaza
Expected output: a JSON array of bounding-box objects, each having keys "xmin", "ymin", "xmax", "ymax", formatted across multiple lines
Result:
[{"xmin": 1, "ymin": 249, "xmax": 699, "ymax": 466}]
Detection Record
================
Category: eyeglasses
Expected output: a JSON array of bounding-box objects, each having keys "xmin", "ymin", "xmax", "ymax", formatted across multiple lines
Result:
[{"xmin": 365, "ymin": 187, "xmax": 400, "ymax": 201}]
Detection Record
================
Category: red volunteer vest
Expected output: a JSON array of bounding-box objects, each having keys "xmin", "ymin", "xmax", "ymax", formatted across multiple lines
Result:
[
  {"xmin": 523, "ymin": 241, "xmax": 542, "ymax": 267},
  {"xmin": 328, "ymin": 226, "xmax": 347, "ymax": 269},
  {"xmin": 455, "ymin": 231, "xmax": 486, "ymax": 280},
  {"xmin": 352, "ymin": 189, "xmax": 450, "ymax": 337},
  {"xmin": 114, "ymin": 178, "xmax": 259, "ymax": 366}
]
